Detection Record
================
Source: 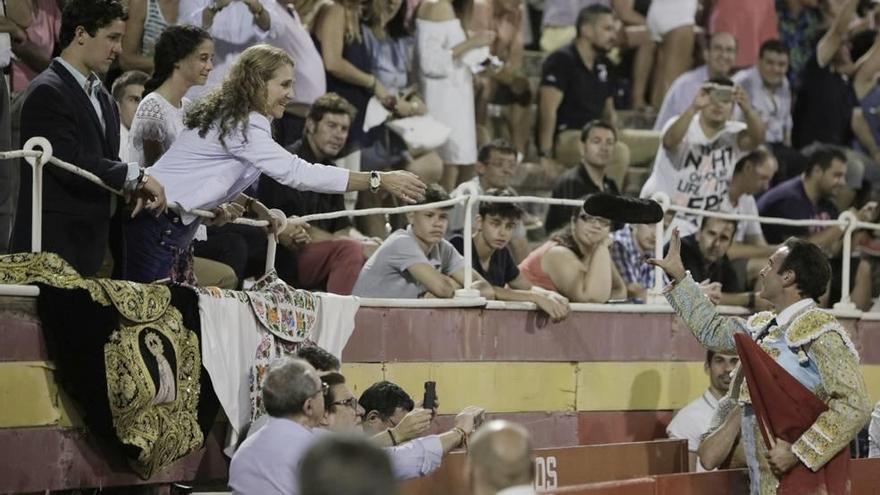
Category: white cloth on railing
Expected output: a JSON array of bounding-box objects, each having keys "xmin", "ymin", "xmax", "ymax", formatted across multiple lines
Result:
[
  {"xmin": 150, "ymin": 112, "xmax": 349, "ymax": 224},
  {"xmin": 197, "ymin": 279, "xmax": 358, "ymax": 455},
  {"xmin": 311, "ymin": 292, "xmax": 360, "ymax": 358}
]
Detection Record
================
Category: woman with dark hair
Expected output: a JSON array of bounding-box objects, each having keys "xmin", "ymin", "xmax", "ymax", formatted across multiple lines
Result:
[
  {"xmin": 518, "ymin": 206, "xmax": 625, "ymax": 303},
  {"xmin": 130, "ymin": 25, "xmax": 213, "ymax": 167},
  {"xmin": 312, "ymin": 0, "xmax": 392, "ymax": 151}
]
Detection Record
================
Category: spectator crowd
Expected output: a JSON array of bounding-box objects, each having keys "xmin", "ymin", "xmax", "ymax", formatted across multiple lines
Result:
[{"xmin": 3, "ymin": 0, "xmax": 880, "ymax": 492}]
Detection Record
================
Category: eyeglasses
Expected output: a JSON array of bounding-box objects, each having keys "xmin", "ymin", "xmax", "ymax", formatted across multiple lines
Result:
[
  {"xmin": 314, "ymin": 381, "xmax": 329, "ymax": 397},
  {"xmin": 332, "ymin": 397, "xmax": 359, "ymax": 411},
  {"xmin": 578, "ymin": 213, "xmax": 611, "ymax": 227}
]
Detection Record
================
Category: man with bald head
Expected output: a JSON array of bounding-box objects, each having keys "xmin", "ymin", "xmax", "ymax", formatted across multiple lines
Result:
[{"xmin": 467, "ymin": 420, "xmax": 535, "ymax": 495}]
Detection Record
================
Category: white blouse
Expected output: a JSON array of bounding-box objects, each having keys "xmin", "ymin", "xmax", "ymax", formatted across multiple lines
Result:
[
  {"xmin": 150, "ymin": 112, "xmax": 350, "ymax": 224},
  {"xmin": 130, "ymin": 92, "xmax": 189, "ymax": 167}
]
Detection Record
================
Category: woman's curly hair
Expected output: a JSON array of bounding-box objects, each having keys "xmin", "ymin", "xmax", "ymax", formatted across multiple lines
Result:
[{"xmin": 184, "ymin": 44, "xmax": 294, "ymax": 146}]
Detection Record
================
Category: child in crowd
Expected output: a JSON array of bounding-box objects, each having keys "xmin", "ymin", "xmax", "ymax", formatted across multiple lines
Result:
[
  {"xmin": 352, "ymin": 184, "xmax": 494, "ymax": 299},
  {"xmin": 450, "ymin": 189, "xmax": 570, "ymax": 321}
]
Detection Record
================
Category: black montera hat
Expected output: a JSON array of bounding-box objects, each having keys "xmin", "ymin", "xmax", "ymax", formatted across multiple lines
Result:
[{"xmin": 582, "ymin": 193, "xmax": 664, "ymax": 224}]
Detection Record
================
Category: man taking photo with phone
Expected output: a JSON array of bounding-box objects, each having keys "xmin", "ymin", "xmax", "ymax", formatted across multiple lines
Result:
[{"xmin": 641, "ymin": 77, "xmax": 765, "ymax": 238}]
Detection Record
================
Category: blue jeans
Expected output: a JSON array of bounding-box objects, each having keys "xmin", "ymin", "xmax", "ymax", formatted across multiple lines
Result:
[{"xmin": 125, "ymin": 210, "xmax": 199, "ymax": 283}]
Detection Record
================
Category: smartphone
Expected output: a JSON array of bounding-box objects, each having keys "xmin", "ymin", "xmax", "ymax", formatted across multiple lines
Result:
[{"xmin": 422, "ymin": 381, "xmax": 437, "ymax": 411}]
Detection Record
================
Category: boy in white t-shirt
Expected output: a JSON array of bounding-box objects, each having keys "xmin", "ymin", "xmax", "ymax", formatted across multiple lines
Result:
[{"xmin": 641, "ymin": 77, "xmax": 765, "ymax": 237}]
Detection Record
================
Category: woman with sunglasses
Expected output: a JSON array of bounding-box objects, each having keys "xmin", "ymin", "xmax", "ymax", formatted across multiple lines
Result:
[{"xmin": 518, "ymin": 205, "xmax": 626, "ymax": 303}]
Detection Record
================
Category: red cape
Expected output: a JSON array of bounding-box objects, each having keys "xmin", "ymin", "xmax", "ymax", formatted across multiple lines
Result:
[{"xmin": 733, "ymin": 332, "xmax": 850, "ymax": 495}]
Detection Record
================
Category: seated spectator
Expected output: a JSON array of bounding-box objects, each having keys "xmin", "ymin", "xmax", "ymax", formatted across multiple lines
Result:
[
  {"xmin": 538, "ymin": 4, "xmax": 629, "ymax": 185},
  {"xmin": 448, "ymin": 140, "xmax": 529, "ymax": 261},
  {"xmin": 119, "ymin": 0, "xmax": 177, "ymax": 72},
  {"xmin": 319, "ymin": 371, "xmax": 485, "ymax": 480},
  {"xmin": 610, "ymin": 222, "xmax": 659, "ymax": 302},
  {"xmin": 641, "ymin": 77, "xmax": 764, "ymax": 237},
  {"xmin": 519, "ymin": 205, "xmax": 626, "ymax": 303},
  {"xmin": 110, "ymin": 70, "xmax": 148, "ymax": 163},
  {"xmin": 296, "ymin": 343, "xmax": 341, "ymax": 373},
  {"xmin": 299, "ymin": 434, "xmax": 396, "ymax": 495},
  {"xmin": 673, "ymin": 217, "xmax": 768, "ymax": 309},
  {"xmin": 467, "ymin": 420, "xmax": 535, "ymax": 495},
  {"xmin": 545, "ymin": 120, "xmax": 620, "ymax": 235},
  {"xmin": 646, "ymin": 0, "xmax": 697, "ymax": 110},
  {"xmin": 538, "ymin": 0, "xmax": 605, "ymax": 53},
  {"xmin": 666, "ymin": 350, "xmax": 739, "ymax": 472},
  {"xmin": 471, "ymin": 0, "xmax": 531, "ymax": 155},
  {"xmin": 359, "ymin": 0, "xmax": 444, "ymax": 236},
  {"xmin": 724, "ymin": 148, "xmax": 778, "ymax": 262},
  {"xmin": 229, "ymin": 358, "xmax": 326, "ymax": 495},
  {"xmin": 451, "ymin": 191, "xmax": 570, "ymax": 322},
  {"xmin": 654, "ymin": 32, "xmax": 737, "ymax": 130},
  {"xmin": 758, "ymin": 146, "xmax": 876, "ymax": 252},
  {"xmin": 264, "ymin": 0, "xmax": 327, "ymax": 147},
  {"xmin": 352, "ymin": 184, "xmax": 495, "ymax": 299},
  {"xmin": 259, "ymin": 93, "xmax": 378, "ymax": 295},
  {"xmin": 733, "ymin": 40, "xmax": 804, "ymax": 183}
]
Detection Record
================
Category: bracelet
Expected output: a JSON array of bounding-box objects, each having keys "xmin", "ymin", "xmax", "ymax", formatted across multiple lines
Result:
[
  {"xmin": 452, "ymin": 427, "xmax": 469, "ymax": 450},
  {"xmin": 387, "ymin": 428, "xmax": 398, "ymax": 446}
]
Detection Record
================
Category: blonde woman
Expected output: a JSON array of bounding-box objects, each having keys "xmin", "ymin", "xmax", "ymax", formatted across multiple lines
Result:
[{"xmin": 124, "ymin": 44, "xmax": 426, "ymax": 284}]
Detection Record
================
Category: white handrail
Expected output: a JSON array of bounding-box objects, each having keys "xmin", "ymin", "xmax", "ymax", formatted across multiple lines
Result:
[
  {"xmin": 13, "ymin": 138, "xmax": 278, "ymax": 276},
  {"xmin": 5, "ymin": 137, "xmax": 877, "ymax": 314}
]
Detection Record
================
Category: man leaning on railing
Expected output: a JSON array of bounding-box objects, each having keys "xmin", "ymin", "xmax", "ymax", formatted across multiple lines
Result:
[{"xmin": 12, "ymin": 0, "xmax": 166, "ymax": 277}]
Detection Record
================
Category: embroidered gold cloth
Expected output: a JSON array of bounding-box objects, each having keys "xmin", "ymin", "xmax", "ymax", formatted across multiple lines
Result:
[{"xmin": 0, "ymin": 252, "xmax": 203, "ymax": 478}]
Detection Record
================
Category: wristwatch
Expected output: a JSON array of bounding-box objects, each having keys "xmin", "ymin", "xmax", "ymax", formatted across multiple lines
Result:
[
  {"xmin": 369, "ymin": 171, "xmax": 381, "ymax": 193},
  {"xmin": 136, "ymin": 167, "xmax": 150, "ymax": 189}
]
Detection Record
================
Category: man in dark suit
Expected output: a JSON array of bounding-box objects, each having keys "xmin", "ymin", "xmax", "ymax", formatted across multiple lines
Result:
[{"xmin": 12, "ymin": 0, "xmax": 165, "ymax": 276}]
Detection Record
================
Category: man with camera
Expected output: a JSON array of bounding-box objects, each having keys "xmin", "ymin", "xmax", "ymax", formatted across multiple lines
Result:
[{"xmin": 640, "ymin": 77, "xmax": 765, "ymax": 238}]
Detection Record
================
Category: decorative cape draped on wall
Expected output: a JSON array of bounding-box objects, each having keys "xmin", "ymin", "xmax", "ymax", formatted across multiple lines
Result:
[{"xmin": 0, "ymin": 253, "xmax": 217, "ymax": 478}]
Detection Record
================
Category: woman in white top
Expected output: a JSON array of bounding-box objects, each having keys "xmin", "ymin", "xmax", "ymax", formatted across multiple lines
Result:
[
  {"xmin": 124, "ymin": 44, "xmax": 426, "ymax": 284},
  {"xmin": 416, "ymin": 0, "xmax": 494, "ymax": 192},
  {"xmin": 130, "ymin": 25, "xmax": 214, "ymax": 167}
]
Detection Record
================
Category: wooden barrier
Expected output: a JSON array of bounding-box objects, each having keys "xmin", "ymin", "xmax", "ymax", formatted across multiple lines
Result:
[
  {"xmin": 539, "ymin": 458, "xmax": 880, "ymax": 495},
  {"xmin": 401, "ymin": 440, "xmax": 688, "ymax": 495}
]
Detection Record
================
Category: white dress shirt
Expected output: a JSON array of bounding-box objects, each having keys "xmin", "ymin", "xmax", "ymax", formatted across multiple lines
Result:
[{"xmin": 150, "ymin": 112, "xmax": 350, "ymax": 224}]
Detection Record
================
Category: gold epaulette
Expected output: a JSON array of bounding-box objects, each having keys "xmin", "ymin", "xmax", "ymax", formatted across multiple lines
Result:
[
  {"xmin": 745, "ymin": 311, "xmax": 775, "ymax": 336},
  {"xmin": 785, "ymin": 309, "xmax": 860, "ymax": 360}
]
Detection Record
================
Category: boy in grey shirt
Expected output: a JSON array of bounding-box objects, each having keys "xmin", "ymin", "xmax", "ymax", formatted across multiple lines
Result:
[{"xmin": 352, "ymin": 185, "xmax": 494, "ymax": 299}]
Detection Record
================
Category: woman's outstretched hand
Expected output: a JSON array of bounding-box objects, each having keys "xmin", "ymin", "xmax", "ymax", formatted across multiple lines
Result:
[
  {"xmin": 380, "ymin": 171, "xmax": 427, "ymax": 204},
  {"xmin": 646, "ymin": 227, "xmax": 686, "ymax": 283}
]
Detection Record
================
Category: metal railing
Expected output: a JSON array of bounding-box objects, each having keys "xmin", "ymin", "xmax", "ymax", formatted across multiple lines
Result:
[{"xmin": 3, "ymin": 137, "xmax": 878, "ymax": 315}]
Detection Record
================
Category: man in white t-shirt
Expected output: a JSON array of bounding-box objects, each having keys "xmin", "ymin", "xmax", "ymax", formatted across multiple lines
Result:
[
  {"xmin": 723, "ymin": 147, "xmax": 778, "ymax": 266},
  {"xmin": 641, "ymin": 77, "xmax": 765, "ymax": 237},
  {"xmin": 666, "ymin": 350, "xmax": 739, "ymax": 472}
]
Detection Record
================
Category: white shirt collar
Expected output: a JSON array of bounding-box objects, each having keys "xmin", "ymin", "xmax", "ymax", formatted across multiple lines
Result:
[
  {"xmin": 775, "ymin": 298, "xmax": 815, "ymax": 326},
  {"xmin": 702, "ymin": 389, "xmax": 720, "ymax": 409},
  {"xmin": 55, "ymin": 56, "xmax": 101, "ymax": 96}
]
